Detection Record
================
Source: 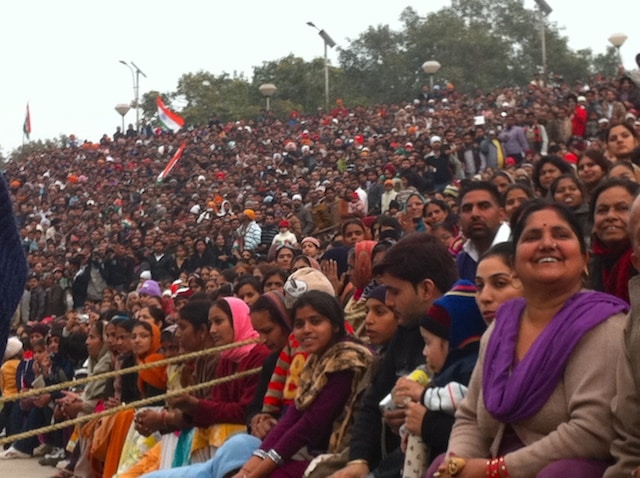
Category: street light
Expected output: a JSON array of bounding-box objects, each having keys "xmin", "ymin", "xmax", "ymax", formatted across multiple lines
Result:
[
  {"xmin": 421, "ymin": 61, "xmax": 441, "ymax": 90},
  {"xmin": 259, "ymin": 83, "xmax": 278, "ymax": 111},
  {"xmin": 119, "ymin": 60, "xmax": 147, "ymax": 132},
  {"xmin": 114, "ymin": 103, "xmax": 131, "ymax": 132},
  {"xmin": 609, "ymin": 33, "xmax": 628, "ymax": 65},
  {"xmin": 534, "ymin": 0, "xmax": 552, "ymax": 86},
  {"xmin": 307, "ymin": 21, "xmax": 336, "ymax": 110}
]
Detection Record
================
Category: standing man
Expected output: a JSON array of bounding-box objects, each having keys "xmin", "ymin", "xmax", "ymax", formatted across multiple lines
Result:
[
  {"xmin": 330, "ymin": 233, "xmax": 457, "ymax": 478},
  {"xmin": 237, "ymin": 209, "xmax": 262, "ymax": 252},
  {"xmin": 426, "ymin": 136, "xmax": 454, "ymax": 193},
  {"xmin": 498, "ymin": 113, "xmax": 529, "ymax": 165},
  {"xmin": 456, "ymin": 182, "xmax": 511, "ymax": 281}
]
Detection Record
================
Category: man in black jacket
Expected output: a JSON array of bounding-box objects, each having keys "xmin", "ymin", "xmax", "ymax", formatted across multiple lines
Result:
[{"xmin": 330, "ymin": 233, "xmax": 457, "ymax": 478}]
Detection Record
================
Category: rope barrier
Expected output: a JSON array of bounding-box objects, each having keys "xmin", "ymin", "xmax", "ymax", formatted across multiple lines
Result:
[
  {"xmin": 0, "ymin": 366, "xmax": 262, "ymax": 447},
  {"xmin": 0, "ymin": 338, "xmax": 258, "ymax": 404}
]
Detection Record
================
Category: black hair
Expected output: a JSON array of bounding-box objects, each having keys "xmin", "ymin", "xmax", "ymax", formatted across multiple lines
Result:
[
  {"xmin": 341, "ymin": 218, "xmax": 366, "ymax": 237},
  {"xmin": 532, "ymin": 155, "xmax": 575, "ymax": 193},
  {"xmin": 459, "ymin": 180, "xmax": 503, "ymax": 208},
  {"xmin": 221, "ymin": 268, "xmax": 237, "ymax": 283},
  {"xmin": 133, "ymin": 319, "xmax": 153, "ymax": 335},
  {"xmin": 261, "ymin": 268, "xmax": 288, "ymax": 289},
  {"xmin": 511, "ymin": 199, "xmax": 587, "ymax": 254},
  {"xmin": 478, "ymin": 241, "xmax": 514, "ymax": 268},
  {"xmin": 178, "ymin": 299, "xmax": 212, "ymax": 331},
  {"xmin": 233, "ymin": 275, "xmax": 263, "ymax": 296},
  {"xmin": 372, "ymin": 232, "xmax": 457, "ymax": 294},
  {"xmin": 114, "ymin": 318, "xmax": 136, "ymax": 333},
  {"xmin": 143, "ymin": 306, "xmax": 166, "ymax": 329},
  {"xmin": 590, "ymin": 178, "xmax": 640, "ymax": 222},
  {"xmin": 291, "ymin": 290, "xmax": 346, "ymax": 340}
]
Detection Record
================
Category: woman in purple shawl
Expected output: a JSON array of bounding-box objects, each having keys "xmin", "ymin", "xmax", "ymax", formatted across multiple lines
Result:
[{"xmin": 427, "ymin": 199, "xmax": 629, "ymax": 478}]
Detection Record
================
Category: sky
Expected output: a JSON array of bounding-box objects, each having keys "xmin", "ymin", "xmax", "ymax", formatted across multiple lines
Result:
[{"xmin": 2, "ymin": 0, "xmax": 639, "ymax": 154}]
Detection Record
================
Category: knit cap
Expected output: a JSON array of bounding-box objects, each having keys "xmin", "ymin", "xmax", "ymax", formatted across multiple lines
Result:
[
  {"xmin": 283, "ymin": 267, "xmax": 335, "ymax": 308},
  {"xmin": 3, "ymin": 337, "xmax": 23, "ymax": 361},
  {"xmin": 363, "ymin": 284, "xmax": 387, "ymax": 303},
  {"xmin": 420, "ymin": 280, "xmax": 486, "ymax": 349},
  {"xmin": 139, "ymin": 279, "xmax": 162, "ymax": 298}
]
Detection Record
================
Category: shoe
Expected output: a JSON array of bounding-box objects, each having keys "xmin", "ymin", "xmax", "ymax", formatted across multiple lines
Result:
[
  {"xmin": 33, "ymin": 443, "xmax": 54, "ymax": 457},
  {"xmin": 0, "ymin": 446, "xmax": 30, "ymax": 459},
  {"xmin": 56, "ymin": 459, "xmax": 71, "ymax": 470},
  {"xmin": 40, "ymin": 448, "xmax": 66, "ymax": 466}
]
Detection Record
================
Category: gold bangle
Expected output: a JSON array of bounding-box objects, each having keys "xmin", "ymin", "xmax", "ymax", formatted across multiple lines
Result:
[{"xmin": 346, "ymin": 459, "xmax": 369, "ymax": 467}]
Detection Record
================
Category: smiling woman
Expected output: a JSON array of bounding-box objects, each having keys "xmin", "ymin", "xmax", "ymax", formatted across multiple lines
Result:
[
  {"xmin": 589, "ymin": 178, "xmax": 640, "ymax": 302},
  {"xmin": 427, "ymin": 200, "xmax": 630, "ymax": 478}
]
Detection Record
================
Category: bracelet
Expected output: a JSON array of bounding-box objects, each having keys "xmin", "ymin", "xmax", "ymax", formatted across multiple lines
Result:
[
  {"xmin": 346, "ymin": 459, "xmax": 369, "ymax": 467},
  {"xmin": 266, "ymin": 449, "xmax": 283, "ymax": 466},
  {"xmin": 486, "ymin": 457, "xmax": 509, "ymax": 478},
  {"xmin": 252, "ymin": 449, "xmax": 268, "ymax": 460}
]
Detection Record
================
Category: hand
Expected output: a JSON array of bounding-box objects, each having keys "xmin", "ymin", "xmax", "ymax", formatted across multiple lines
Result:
[
  {"xmin": 404, "ymin": 402, "xmax": 427, "ymax": 436},
  {"xmin": 383, "ymin": 408, "xmax": 406, "ymax": 435},
  {"xmin": 34, "ymin": 393, "xmax": 51, "ymax": 408},
  {"xmin": 103, "ymin": 396, "xmax": 121, "ymax": 410},
  {"xmin": 61, "ymin": 399, "xmax": 84, "ymax": 419},
  {"xmin": 328, "ymin": 462, "xmax": 369, "ymax": 478},
  {"xmin": 166, "ymin": 393, "xmax": 198, "ymax": 415},
  {"xmin": 321, "ymin": 259, "xmax": 344, "ymax": 296},
  {"xmin": 394, "ymin": 377, "xmax": 426, "ymax": 403},
  {"xmin": 134, "ymin": 409, "xmax": 163, "ymax": 436},
  {"xmin": 632, "ymin": 466, "xmax": 640, "ymax": 478},
  {"xmin": 397, "ymin": 213, "xmax": 416, "ymax": 233},
  {"xmin": 250, "ymin": 413, "xmax": 277, "ymax": 439},
  {"xmin": 58, "ymin": 390, "xmax": 80, "ymax": 404}
]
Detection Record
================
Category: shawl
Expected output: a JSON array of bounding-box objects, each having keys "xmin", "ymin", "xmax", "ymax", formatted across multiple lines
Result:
[
  {"xmin": 591, "ymin": 237, "xmax": 636, "ymax": 303},
  {"xmin": 483, "ymin": 291, "xmax": 628, "ymax": 423},
  {"xmin": 137, "ymin": 322, "xmax": 167, "ymax": 395},
  {"xmin": 295, "ymin": 338, "xmax": 375, "ymax": 453},
  {"xmin": 219, "ymin": 297, "xmax": 259, "ymax": 363}
]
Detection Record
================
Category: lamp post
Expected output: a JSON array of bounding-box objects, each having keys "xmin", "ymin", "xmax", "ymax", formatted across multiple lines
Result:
[
  {"xmin": 119, "ymin": 60, "xmax": 147, "ymax": 132},
  {"xmin": 534, "ymin": 0, "xmax": 552, "ymax": 85},
  {"xmin": 259, "ymin": 83, "xmax": 278, "ymax": 111},
  {"xmin": 307, "ymin": 21, "xmax": 336, "ymax": 110},
  {"xmin": 609, "ymin": 33, "xmax": 628, "ymax": 66},
  {"xmin": 114, "ymin": 103, "xmax": 131, "ymax": 132},
  {"xmin": 421, "ymin": 61, "xmax": 441, "ymax": 90}
]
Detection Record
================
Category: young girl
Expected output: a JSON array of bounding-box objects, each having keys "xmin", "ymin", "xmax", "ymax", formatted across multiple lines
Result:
[{"xmin": 234, "ymin": 291, "xmax": 375, "ymax": 478}]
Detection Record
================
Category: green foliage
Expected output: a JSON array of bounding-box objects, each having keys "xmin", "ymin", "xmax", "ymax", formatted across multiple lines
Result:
[{"xmin": 9, "ymin": 137, "xmax": 66, "ymax": 163}]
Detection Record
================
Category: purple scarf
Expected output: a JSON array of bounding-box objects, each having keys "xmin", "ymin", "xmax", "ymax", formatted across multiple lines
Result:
[{"xmin": 483, "ymin": 291, "xmax": 628, "ymax": 423}]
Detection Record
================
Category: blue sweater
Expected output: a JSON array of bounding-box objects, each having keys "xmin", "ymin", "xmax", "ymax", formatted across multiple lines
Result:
[{"xmin": 0, "ymin": 174, "xmax": 28, "ymax": 360}]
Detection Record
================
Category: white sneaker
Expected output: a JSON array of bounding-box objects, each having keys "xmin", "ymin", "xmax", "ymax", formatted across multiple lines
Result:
[
  {"xmin": 33, "ymin": 443, "xmax": 53, "ymax": 457},
  {"xmin": 56, "ymin": 459, "xmax": 70, "ymax": 470},
  {"xmin": 0, "ymin": 446, "xmax": 30, "ymax": 459}
]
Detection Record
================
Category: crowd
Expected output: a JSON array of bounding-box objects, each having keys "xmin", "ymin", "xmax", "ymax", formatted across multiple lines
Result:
[{"xmin": 2, "ymin": 69, "xmax": 640, "ymax": 478}]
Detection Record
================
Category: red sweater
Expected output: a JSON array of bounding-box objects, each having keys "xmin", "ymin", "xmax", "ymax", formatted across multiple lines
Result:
[{"xmin": 191, "ymin": 343, "xmax": 270, "ymax": 428}]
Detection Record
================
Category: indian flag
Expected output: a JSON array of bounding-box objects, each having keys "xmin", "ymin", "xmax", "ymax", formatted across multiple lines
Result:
[
  {"xmin": 157, "ymin": 96, "xmax": 185, "ymax": 132},
  {"xmin": 157, "ymin": 141, "xmax": 187, "ymax": 182},
  {"xmin": 23, "ymin": 103, "xmax": 31, "ymax": 139}
]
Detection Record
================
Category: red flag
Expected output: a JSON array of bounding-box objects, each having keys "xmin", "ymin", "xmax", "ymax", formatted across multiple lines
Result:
[
  {"xmin": 23, "ymin": 103, "xmax": 31, "ymax": 139},
  {"xmin": 157, "ymin": 142, "xmax": 186, "ymax": 182}
]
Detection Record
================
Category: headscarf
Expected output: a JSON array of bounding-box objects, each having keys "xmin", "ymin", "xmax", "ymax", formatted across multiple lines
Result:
[
  {"xmin": 136, "ymin": 322, "xmax": 167, "ymax": 394},
  {"xmin": 219, "ymin": 297, "xmax": 259, "ymax": 363},
  {"xmin": 351, "ymin": 240, "xmax": 377, "ymax": 299},
  {"xmin": 262, "ymin": 291, "xmax": 292, "ymax": 331},
  {"xmin": 321, "ymin": 246, "xmax": 350, "ymax": 277}
]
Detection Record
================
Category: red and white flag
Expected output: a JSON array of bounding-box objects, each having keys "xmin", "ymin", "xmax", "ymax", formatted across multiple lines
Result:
[
  {"xmin": 157, "ymin": 96, "xmax": 184, "ymax": 132},
  {"xmin": 157, "ymin": 141, "xmax": 186, "ymax": 182},
  {"xmin": 23, "ymin": 103, "xmax": 31, "ymax": 139}
]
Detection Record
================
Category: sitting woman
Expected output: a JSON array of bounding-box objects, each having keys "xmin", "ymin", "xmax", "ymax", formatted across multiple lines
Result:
[
  {"xmin": 143, "ymin": 298, "xmax": 269, "ymax": 462},
  {"xmin": 233, "ymin": 290, "xmax": 375, "ymax": 478},
  {"xmin": 589, "ymin": 179, "xmax": 640, "ymax": 303},
  {"xmin": 426, "ymin": 199, "xmax": 630, "ymax": 477}
]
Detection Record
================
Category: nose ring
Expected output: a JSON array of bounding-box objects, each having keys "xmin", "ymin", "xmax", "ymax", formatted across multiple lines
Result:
[{"xmin": 552, "ymin": 243, "xmax": 558, "ymax": 249}]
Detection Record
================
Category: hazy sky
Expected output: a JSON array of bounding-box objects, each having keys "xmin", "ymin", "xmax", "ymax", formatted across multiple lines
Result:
[{"xmin": 2, "ymin": 0, "xmax": 639, "ymax": 154}]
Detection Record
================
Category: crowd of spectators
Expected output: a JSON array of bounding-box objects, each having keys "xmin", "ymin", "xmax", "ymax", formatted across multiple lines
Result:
[{"xmin": 2, "ymin": 68, "xmax": 640, "ymax": 478}]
